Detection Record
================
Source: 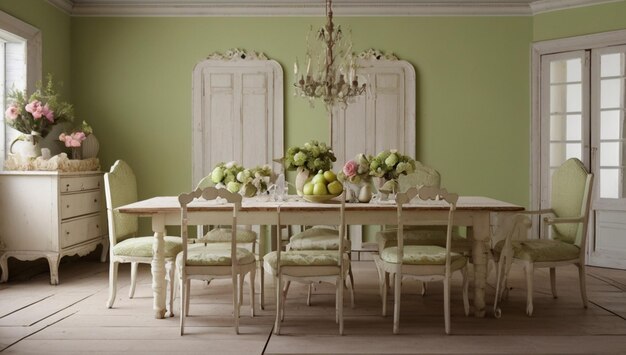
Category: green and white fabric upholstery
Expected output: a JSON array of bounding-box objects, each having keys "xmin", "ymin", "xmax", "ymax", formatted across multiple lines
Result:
[
  {"xmin": 288, "ymin": 227, "xmax": 350, "ymax": 251},
  {"xmin": 104, "ymin": 160, "xmax": 181, "ymax": 312},
  {"xmin": 376, "ymin": 227, "xmax": 471, "ymax": 253},
  {"xmin": 381, "ymin": 245, "xmax": 467, "ymax": 269},
  {"xmin": 113, "ymin": 236, "xmax": 182, "ymax": 258},
  {"xmin": 200, "ymin": 228, "xmax": 257, "ymax": 244},
  {"xmin": 177, "ymin": 244, "xmax": 255, "ymax": 267},
  {"xmin": 493, "ymin": 239, "xmax": 580, "ymax": 263},
  {"xmin": 264, "ymin": 250, "xmax": 349, "ymax": 268},
  {"xmin": 492, "ymin": 158, "xmax": 593, "ymax": 317}
]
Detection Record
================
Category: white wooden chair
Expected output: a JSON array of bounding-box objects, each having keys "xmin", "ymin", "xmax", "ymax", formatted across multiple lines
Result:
[
  {"xmin": 177, "ymin": 187, "xmax": 256, "ymax": 335},
  {"xmin": 264, "ymin": 192, "xmax": 349, "ymax": 335},
  {"xmin": 284, "ymin": 226, "xmax": 355, "ymax": 308},
  {"xmin": 374, "ymin": 186, "xmax": 469, "ymax": 334},
  {"xmin": 104, "ymin": 160, "xmax": 182, "ymax": 314},
  {"xmin": 492, "ymin": 158, "xmax": 594, "ymax": 317}
]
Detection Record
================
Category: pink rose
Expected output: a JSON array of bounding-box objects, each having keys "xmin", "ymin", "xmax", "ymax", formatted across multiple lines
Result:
[
  {"xmin": 343, "ymin": 160, "xmax": 358, "ymax": 177},
  {"xmin": 59, "ymin": 132, "xmax": 87, "ymax": 148},
  {"xmin": 41, "ymin": 104, "xmax": 54, "ymax": 123},
  {"xmin": 25, "ymin": 100, "xmax": 44, "ymax": 119},
  {"xmin": 5, "ymin": 104, "xmax": 19, "ymax": 120}
]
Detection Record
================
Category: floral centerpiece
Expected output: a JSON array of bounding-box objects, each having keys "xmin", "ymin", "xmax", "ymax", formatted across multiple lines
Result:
[
  {"xmin": 59, "ymin": 121, "xmax": 93, "ymax": 160},
  {"xmin": 210, "ymin": 162, "xmax": 274, "ymax": 197},
  {"xmin": 283, "ymin": 140, "xmax": 336, "ymax": 195},
  {"xmin": 369, "ymin": 149, "xmax": 416, "ymax": 194},
  {"xmin": 338, "ymin": 153, "xmax": 374, "ymax": 202},
  {"xmin": 5, "ymin": 75, "xmax": 74, "ymax": 143},
  {"xmin": 338, "ymin": 153, "xmax": 371, "ymax": 185}
]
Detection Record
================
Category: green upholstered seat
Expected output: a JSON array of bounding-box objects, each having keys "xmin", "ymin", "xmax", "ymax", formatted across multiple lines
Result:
[
  {"xmin": 111, "ymin": 235, "xmax": 182, "ymax": 258},
  {"xmin": 289, "ymin": 227, "xmax": 350, "ymax": 251},
  {"xmin": 376, "ymin": 227, "xmax": 471, "ymax": 252},
  {"xmin": 199, "ymin": 227, "xmax": 257, "ymax": 243},
  {"xmin": 177, "ymin": 244, "xmax": 255, "ymax": 267},
  {"xmin": 493, "ymin": 239, "xmax": 580, "ymax": 263},
  {"xmin": 380, "ymin": 245, "xmax": 467, "ymax": 269},
  {"xmin": 263, "ymin": 250, "xmax": 348, "ymax": 268}
]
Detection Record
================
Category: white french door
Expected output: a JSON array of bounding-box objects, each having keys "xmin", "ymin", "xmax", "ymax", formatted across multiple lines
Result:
[
  {"xmin": 539, "ymin": 44, "xmax": 626, "ymax": 269},
  {"xmin": 589, "ymin": 46, "xmax": 626, "ymax": 269}
]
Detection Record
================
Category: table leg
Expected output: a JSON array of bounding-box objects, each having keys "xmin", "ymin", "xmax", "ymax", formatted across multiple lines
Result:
[
  {"xmin": 471, "ymin": 213, "xmax": 491, "ymax": 318},
  {"xmin": 152, "ymin": 215, "xmax": 167, "ymax": 319}
]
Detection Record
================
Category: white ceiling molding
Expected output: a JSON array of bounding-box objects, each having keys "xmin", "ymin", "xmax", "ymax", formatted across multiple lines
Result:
[
  {"xmin": 47, "ymin": 0, "xmax": 74, "ymax": 14},
  {"xmin": 530, "ymin": 0, "xmax": 622, "ymax": 14},
  {"xmin": 44, "ymin": 0, "xmax": 620, "ymax": 17}
]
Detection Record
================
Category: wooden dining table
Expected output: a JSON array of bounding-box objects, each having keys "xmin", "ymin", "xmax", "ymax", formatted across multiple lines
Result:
[{"xmin": 118, "ymin": 195, "xmax": 523, "ymax": 319}]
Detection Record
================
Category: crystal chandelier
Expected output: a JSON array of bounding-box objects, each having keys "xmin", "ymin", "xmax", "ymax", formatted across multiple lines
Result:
[{"xmin": 293, "ymin": 0, "xmax": 366, "ymax": 109}]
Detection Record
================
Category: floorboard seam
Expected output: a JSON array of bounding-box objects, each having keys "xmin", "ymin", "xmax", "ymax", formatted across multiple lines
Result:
[
  {"xmin": 589, "ymin": 299, "xmax": 626, "ymax": 321},
  {"xmin": 588, "ymin": 272, "xmax": 626, "ymax": 292},
  {"xmin": 27, "ymin": 293, "xmax": 96, "ymax": 327},
  {"xmin": 0, "ymin": 311, "xmax": 76, "ymax": 352},
  {"xmin": 262, "ymin": 323, "xmax": 274, "ymax": 354},
  {"xmin": 0, "ymin": 294, "xmax": 55, "ymax": 319}
]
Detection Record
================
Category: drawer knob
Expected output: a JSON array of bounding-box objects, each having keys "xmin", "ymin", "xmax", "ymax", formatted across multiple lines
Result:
[
  {"xmin": 66, "ymin": 204, "xmax": 70, "ymax": 208},
  {"xmin": 66, "ymin": 183, "xmax": 70, "ymax": 191},
  {"xmin": 94, "ymin": 198, "xmax": 98, "ymax": 203},
  {"xmin": 66, "ymin": 231, "xmax": 70, "ymax": 235}
]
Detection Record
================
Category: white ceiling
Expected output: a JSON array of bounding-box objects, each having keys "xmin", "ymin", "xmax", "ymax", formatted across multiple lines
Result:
[{"xmin": 45, "ymin": 0, "xmax": 620, "ymax": 16}]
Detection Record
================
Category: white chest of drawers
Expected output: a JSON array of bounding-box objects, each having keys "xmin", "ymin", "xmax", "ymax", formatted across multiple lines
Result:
[{"xmin": 0, "ymin": 171, "xmax": 108, "ymax": 284}]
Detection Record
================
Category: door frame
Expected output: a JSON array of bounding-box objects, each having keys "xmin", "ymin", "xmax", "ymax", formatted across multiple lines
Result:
[{"xmin": 531, "ymin": 29, "xmax": 626, "ymax": 237}]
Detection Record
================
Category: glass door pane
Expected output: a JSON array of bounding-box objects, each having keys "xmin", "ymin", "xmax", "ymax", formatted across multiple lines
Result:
[
  {"xmin": 541, "ymin": 51, "xmax": 590, "ymax": 213},
  {"xmin": 594, "ymin": 48, "xmax": 626, "ymax": 201}
]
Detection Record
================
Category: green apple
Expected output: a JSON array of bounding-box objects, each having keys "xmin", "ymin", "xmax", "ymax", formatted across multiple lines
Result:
[
  {"xmin": 323, "ymin": 170, "xmax": 337, "ymax": 182},
  {"xmin": 327, "ymin": 180, "xmax": 343, "ymax": 195},
  {"xmin": 313, "ymin": 182, "xmax": 328, "ymax": 195},
  {"xmin": 311, "ymin": 170, "xmax": 326, "ymax": 185},
  {"xmin": 303, "ymin": 182, "xmax": 314, "ymax": 195}
]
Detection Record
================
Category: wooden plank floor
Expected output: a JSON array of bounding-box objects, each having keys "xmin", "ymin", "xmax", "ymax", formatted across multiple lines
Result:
[{"xmin": 1, "ymin": 259, "xmax": 625, "ymax": 354}]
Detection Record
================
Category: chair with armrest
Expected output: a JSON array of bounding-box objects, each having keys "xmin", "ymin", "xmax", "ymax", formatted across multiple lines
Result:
[
  {"xmin": 264, "ymin": 191, "xmax": 349, "ymax": 335},
  {"xmin": 104, "ymin": 160, "xmax": 182, "ymax": 315},
  {"xmin": 177, "ymin": 187, "xmax": 256, "ymax": 335},
  {"xmin": 492, "ymin": 157, "xmax": 594, "ymax": 317},
  {"xmin": 374, "ymin": 185, "xmax": 469, "ymax": 334}
]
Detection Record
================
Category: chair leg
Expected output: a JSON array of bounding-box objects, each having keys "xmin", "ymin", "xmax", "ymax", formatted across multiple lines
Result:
[
  {"xmin": 274, "ymin": 276, "xmax": 282, "ymax": 335},
  {"xmin": 444, "ymin": 275, "xmax": 451, "ymax": 334},
  {"xmin": 260, "ymin": 263, "xmax": 265, "ymax": 310},
  {"xmin": 166, "ymin": 262, "xmax": 175, "ymax": 317},
  {"xmin": 238, "ymin": 274, "xmax": 244, "ymax": 313},
  {"xmin": 421, "ymin": 281, "xmax": 428, "ymax": 296},
  {"xmin": 106, "ymin": 261, "xmax": 119, "ymax": 308},
  {"xmin": 232, "ymin": 273, "xmax": 239, "ymax": 334},
  {"xmin": 462, "ymin": 266, "xmax": 470, "ymax": 317},
  {"xmin": 185, "ymin": 279, "xmax": 191, "ymax": 316},
  {"xmin": 524, "ymin": 262, "xmax": 534, "ymax": 316},
  {"xmin": 348, "ymin": 265, "xmax": 356, "ymax": 308},
  {"xmin": 249, "ymin": 269, "xmax": 256, "ymax": 317},
  {"xmin": 307, "ymin": 283, "xmax": 313, "ymax": 306},
  {"xmin": 382, "ymin": 271, "xmax": 389, "ymax": 317},
  {"xmin": 338, "ymin": 275, "xmax": 344, "ymax": 335},
  {"xmin": 493, "ymin": 256, "xmax": 505, "ymax": 318},
  {"xmin": 180, "ymin": 276, "xmax": 186, "ymax": 336},
  {"xmin": 393, "ymin": 270, "xmax": 401, "ymax": 334},
  {"xmin": 129, "ymin": 262, "xmax": 138, "ymax": 299},
  {"xmin": 550, "ymin": 267, "xmax": 558, "ymax": 299},
  {"xmin": 576, "ymin": 263, "xmax": 589, "ymax": 309}
]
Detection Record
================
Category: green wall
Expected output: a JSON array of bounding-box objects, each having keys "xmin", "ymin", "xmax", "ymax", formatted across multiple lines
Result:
[
  {"xmin": 0, "ymin": 0, "xmax": 71, "ymax": 99},
  {"xmin": 70, "ymin": 16, "xmax": 532, "ymax": 208},
  {"xmin": 534, "ymin": 0, "xmax": 626, "ymax": 41}
]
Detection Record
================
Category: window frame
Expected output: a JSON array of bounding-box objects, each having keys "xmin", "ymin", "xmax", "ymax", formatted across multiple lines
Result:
[{"xmin": 0, "ymin": 10, "xmax": 42, "ymax": 165}]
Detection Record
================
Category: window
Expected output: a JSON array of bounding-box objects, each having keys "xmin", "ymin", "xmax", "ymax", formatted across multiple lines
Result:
[{"xmin": 0, "ymin": 11, "xmax": 41, "ymax": 167}]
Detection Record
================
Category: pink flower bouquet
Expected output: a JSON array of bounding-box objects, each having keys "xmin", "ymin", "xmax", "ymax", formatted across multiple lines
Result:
[{"xmin": 338, "ymin": 153, "xmax": 372, "ymax": 185}]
